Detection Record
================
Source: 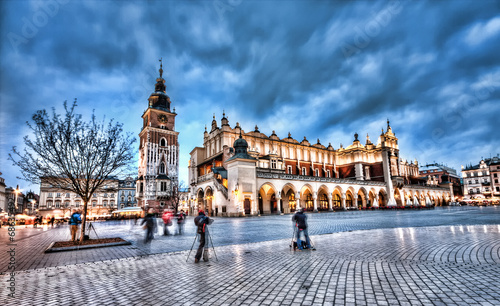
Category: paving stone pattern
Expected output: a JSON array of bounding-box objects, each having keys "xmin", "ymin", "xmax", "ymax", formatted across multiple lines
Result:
[{"xmin": 1, "ymin": 206, "xmax": 500, "ymax": 305}]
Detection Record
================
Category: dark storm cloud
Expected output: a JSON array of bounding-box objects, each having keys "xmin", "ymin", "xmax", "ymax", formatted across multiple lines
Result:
[{"xmin": 1, "ymin": 0, "xmax": 499, "ymax": 190}]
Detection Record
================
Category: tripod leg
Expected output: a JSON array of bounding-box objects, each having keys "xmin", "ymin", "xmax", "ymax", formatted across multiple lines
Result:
[
  {"xmin": 207, "ymin": 228, "xmax": 218, "ymax": 262},
  {"xmin": 91, "ymin": 223, "xmax": 99, "ymax": 239},
  {"xmin": 186, "ymin": 233, "xmax": 198, "ymax": 262}
]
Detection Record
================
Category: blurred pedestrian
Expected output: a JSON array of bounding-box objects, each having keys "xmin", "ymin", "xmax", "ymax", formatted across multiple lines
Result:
[
  {"xmin": 49, "ymin": 216, "xmax": 55, "ymax": 228},
  {"xmin": 292, "ymin": 208, "xmax": 314, "ymax": 250},
  {"xmin": 141, "ymin": 208, "xmax": 156, "ymax": 244},
  {"xmin": 194, "ymin": 210, "xmax": 213, "ymax": 263},
  {"xmin": 162, "ymin": 209, "xmax": 173, "ymax": 236},
  {"xmin": 177, "ymin": 209, "xmax": 186, "ymax": 235},
  {"xmin": 69, "ymin": 210, "xmax": 82, "ymax": 242}
]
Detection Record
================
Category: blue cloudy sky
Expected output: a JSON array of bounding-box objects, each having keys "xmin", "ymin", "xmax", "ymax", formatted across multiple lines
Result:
[{"xmin": 1, "ymin": 0, "xmax": 499, "ymax": 192}]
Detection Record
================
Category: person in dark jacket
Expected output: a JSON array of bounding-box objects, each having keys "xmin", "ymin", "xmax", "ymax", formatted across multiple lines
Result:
[
  {"xmin": 176, "ymin": 210, "xmax": 186, "ymax": 235},
  {"xmin": 141, "ymin": 208, "xmax": 156, "ymax": 244},
  {"xmin": 194, "ymin": 210, "xmax": 212, "ymax": 263},
  {"xmin": 292, "ymin": 208, "xmax": 313, "ymax": 250}
]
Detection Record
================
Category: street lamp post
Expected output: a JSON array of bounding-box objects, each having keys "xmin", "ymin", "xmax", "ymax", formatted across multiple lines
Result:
[{"xmin": 14, "ymin": 185, "xmax": 21, "ymax": 213}]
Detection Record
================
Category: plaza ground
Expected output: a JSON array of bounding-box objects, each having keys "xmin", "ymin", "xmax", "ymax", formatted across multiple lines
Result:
[{"xmin": 1, "ymin": 206, "xmax": 499, "ymax": 305}]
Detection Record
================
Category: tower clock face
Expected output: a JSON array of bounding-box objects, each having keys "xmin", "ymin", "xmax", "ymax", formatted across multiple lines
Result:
[{"xmin": 157, "ymin": 114, "xmax": 168, "ymax": 123}]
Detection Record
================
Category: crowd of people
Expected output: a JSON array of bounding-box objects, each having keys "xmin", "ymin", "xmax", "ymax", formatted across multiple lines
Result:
[
  {"xmin": 140, "ymin": 207, "xmax": 316, "ymax": 263},
  {"xmin": 52, "ymin": 205, "xmax": 313, "ymax": 262}
]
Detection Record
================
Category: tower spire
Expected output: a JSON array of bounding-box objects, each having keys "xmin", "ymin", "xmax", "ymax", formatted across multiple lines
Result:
[{"xmin": 159, "ymin": 58, "xmax": 163, "ymax": 78}]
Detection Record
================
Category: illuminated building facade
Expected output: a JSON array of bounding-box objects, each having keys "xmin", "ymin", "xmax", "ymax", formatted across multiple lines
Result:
[
  {"xmin": 419, "ymin": 163, "xmax": 463, "ymax": 201},
  {"xmin": 462, "ymin": 155, "xmax": 500, "ymax": 204},
  {"xmin": 38, "ymin": 177, "xmax": 118, "ymax": 218},
  {"xmin": 189, "ymin": 115, "xmax": 452, "ymax": 217}
]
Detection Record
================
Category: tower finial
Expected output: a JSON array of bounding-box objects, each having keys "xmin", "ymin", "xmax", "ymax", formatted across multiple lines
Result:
[{"xmin": 159, "ymin": 58, "xmax": 163, "ymax": 78}]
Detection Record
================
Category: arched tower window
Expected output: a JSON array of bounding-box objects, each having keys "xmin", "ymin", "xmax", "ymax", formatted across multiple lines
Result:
[
  {"xmin": 160, "ymin": 162, "xmax": 166, "ymax": 174},
  {"xmin": 160, "ymin": 138, "xmax": 166, "ymax": 147}
]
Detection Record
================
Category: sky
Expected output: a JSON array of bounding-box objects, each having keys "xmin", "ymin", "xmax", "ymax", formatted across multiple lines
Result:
[{"xmin": 1, "ymin": 0, "xmax": 499, "ymax": 194}]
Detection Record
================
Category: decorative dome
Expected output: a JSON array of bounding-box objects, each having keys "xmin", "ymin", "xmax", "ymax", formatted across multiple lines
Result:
[{"xmin": 233, "ymin": 133, "xmax": 248, "ymax": 154}]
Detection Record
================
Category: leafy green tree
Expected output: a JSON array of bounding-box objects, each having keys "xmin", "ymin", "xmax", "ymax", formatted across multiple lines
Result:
[{"xmin": 9, "ymin": 100, "xmax": 136, "ymax": 242}]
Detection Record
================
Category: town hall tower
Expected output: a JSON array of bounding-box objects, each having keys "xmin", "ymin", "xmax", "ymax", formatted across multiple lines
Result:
[{"xmin": 136, "ymin": 60, "xmax": 179, "ymax": 211}]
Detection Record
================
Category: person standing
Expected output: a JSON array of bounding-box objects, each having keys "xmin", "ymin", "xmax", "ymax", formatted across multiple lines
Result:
[
  {"xmin": 177, "ymin": 209, "xmax": 186, "ymax": 235},
  {"xmin": 50, "ymin": 216, "xmax": 55, "ymax": 228},
  {"xmin": 161, "ymin": 209, "xmax": 173, "ymax": 236},
  {"xmin": 69, "ymin": 210, "xmax": 82, "ymax": 242},
  {"xmin": 141, "ymin": 208, "xmax": 156, "ymax": 244},
  {"xmin": 194, "ymin": 210, "xmax": 213, "ymax": 263},
  {"xmin": 292, "ymin": 208, "xmax": 313, "ymax": 250}
]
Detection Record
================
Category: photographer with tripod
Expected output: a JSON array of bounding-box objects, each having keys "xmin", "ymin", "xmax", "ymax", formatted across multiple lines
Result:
[
  {"xmin": 193, "ymin": 210, "xmax": 213, "ymax": 263},
  {"xmin": 292, "ymin": 208, "xmax": 315, "ymax": 250}
]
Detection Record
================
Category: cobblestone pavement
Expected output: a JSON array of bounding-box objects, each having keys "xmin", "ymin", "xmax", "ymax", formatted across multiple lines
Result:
[{"xmin": 1, "ymin": 206, "xmax": 500, "ymax": 305}]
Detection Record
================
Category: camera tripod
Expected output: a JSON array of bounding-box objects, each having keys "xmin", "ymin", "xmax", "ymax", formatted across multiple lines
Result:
[
  {"xmin": 290, "ymin": 225, "xmax": 316, "ymax": 251},
  {"xmin": 186, "ymin": 227, "xmax": 218, "ymax": 262},
  {"xmin": 86, "ymin": 222, "xmax": 99, "ymax": 239}
]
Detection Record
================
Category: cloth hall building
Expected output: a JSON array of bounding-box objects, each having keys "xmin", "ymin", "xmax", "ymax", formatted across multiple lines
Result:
[{"xmin": 189, "ymin": 115, "xmax": 453, "ymax": 217}]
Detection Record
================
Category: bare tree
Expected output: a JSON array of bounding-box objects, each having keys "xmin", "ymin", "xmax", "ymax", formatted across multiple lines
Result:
[
  {"xmin": 170, "ymin": 180, "xmax": 187, "ymax": 213},
  {"xmin": 9, "ymin": 100, "xmax": 136, "ymax": 242}
]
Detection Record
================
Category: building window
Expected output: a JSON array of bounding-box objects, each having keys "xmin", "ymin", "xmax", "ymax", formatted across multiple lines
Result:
[
  {"xmin": 160, "ymin": 162, "xmax": 166, "ymax": 174},
  {"xmin": 287, "ymin": 166, "xmax": 292, "ymax": 174},
  {"xmin": 315, "ymin": 169, "xmax": 319, "ymax": 177},
  {"xmin": 476, "ymin": 180, "xmax": 479, "ymax": 184},
  {"xmin": 161, "ymin": 182, "xmax": 168, "ymax": 191},
  {"xmin": 160, "ymin": 138, "xmax": 166, "ymax": 146},
  {"xmin": 121, "ymin": 196, "xmax": 125, "ymax": 202},
  {"xmin": 271, "ymin": 160, "xmax": 277, "ymax": 169},
  {"xmin": 64, "ymin": 201, "xmax": 70, "ymax": 207},
  {"xmin": 288, "ymin": 193, "xmax": 296, "ymax": 211},
  {"xmin": 55, "ymin": 201, "xmax": 61, "ymax": 208},
  {"xmin": 346, "ymin": 194, "xmax": 353, "ymax": 207},
  {"xmin": 92, "ymin": 200, "xmax": 97, "ymax": 207},
  {"xmin": 47, "ymin": 201, "xmax": 53, "ymax": 208},
  {"xmin": 333, "ymin": 194, "xmax": 341, "ymax": 208},
  {"xmin": 56, "ymin": 193, "xmax": 61, "ymax": 198},
  {"xmin": 495, "ymin": 179, "xmax": 499, "ymax": 184},
  {"xmin": 110, "ymin": 201, "xmax": 114, "ymax": 207},
  {"xmin": 121, "ymin": 204, "xmax": 124, "ymax": 208},
  {"xmin": 327, "ymin": 170, "xmax": 330, "ymax": 178},
  {"xmin": 76, "ymin": 201, "xmax": 80, "ymax": 208},
  {"xmin": 103, "ymin": 200, "xmax": 107, "ymax": 207},
  {"xmin": 496, "ymin": 187, "xmax": 500, "ymax": 192},
  {"xmin": 494, "ymin": 173, "xmax": 497, "ymax": 177},
  {"xmin": 305, "ymin": 194, "xmax": 313, "ymax": 211},
  {"xmin": 302, "ymin": 168, "xmax": 306, "ymax": 176},
  {"xmin": 65, "ymin": 193, "xmax": 70, "ymax": 198},
  {"xmin": 319, "ymin": 194, "xmax": 328, "ymax": 210}
]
